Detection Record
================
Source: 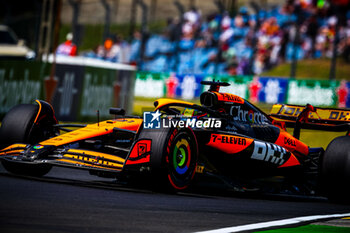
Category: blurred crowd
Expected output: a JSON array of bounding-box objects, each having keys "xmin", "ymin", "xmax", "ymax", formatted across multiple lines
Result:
[{"xmin": 59, "ymin": 0, "xmax": 350, "ymax": 75}]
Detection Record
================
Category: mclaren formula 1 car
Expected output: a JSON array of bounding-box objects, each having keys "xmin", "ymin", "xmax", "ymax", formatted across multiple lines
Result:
[{"xmin": 1, "ymin": 81, "xmax": 350, "ymax": 200}]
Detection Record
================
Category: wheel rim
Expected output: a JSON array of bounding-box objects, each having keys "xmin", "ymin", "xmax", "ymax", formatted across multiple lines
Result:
[
  {"xmin": 172, "ymin": 138, "xmax": 191, "ymax": 175},
  {"xmin": 167, "ymin": 132, "xmax": 196, "ymax": 190}
]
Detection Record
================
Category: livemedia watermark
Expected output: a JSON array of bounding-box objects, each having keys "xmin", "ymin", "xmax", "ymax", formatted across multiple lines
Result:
[{"xmin": 143, "ymin": 110, "xmax": 222, "ymax": 129}]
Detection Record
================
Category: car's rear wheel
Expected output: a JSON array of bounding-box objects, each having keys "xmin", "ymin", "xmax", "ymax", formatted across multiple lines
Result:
[
  {"xmin": 0, "ymin": 103, "xmax": 55, "ymax": 176},
  {"xmin": 139, "ymin": 126, "xmax": 198, "ymax": 191},
  {"xmin": 321, "ymin": 136, "xmax": 350, "ymax": 202}
]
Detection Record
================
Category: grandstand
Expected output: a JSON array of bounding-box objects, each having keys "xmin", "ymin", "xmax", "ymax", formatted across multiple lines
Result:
[
  {"xmin": 79, "ymin": 0, "xmax": 350, "ymax": 76},
  {"xmin": 2, "ymin": 0, "xmax": 349, "ymax": 77}
]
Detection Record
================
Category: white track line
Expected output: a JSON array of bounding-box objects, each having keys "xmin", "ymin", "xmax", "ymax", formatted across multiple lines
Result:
[{"xmin": 194, "ymin": 212, "xmax": 350, "ymax": 233}]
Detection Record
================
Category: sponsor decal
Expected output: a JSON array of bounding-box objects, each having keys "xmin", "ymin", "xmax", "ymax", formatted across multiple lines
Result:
[
  {"xmin": 216, "ymin": 93, "xmax": 244, "ymax": 104},
  {"xmin": 263, "ymin": 79, "xmax": 282, "ymax": 103},
  {"xmin": 63, "ymin": 153, "xmax": 121, "ymax": 168},
  {"xmin": 179, "ymin": 75, "xmax": 198, "ymax": 100},
  {"xmin": 166, "ymin": 128, "xmax": 178, "ymax": 154},
  {"xmin": 135, "ymin": 73, "xmax": 165, "ymax": 98},
  {"xmin": 284, "ymin": 137, "xmax": 296, "ymax": 147},
  {"xmin": 33, "ymin": 145, "xmax": 44, "ymax": 150},
  {"xmin": 259, "ymin": 77, "xmax": 289, "ymax": 104},
  {"xmin": 328, "ymin": 110, "xmax": 350, "ymax": 121},
  {"xmin": 206, "ymin": 134, "xmax": 253, "ymax": 154},
  {"xmin": 225, "ymin": 124, "xmax": 238, "ymax": 132},
  {"xmin": 126, "ymin": 139, "xmax": 151, "ymax": 165},
  {"xmin": 251, "ymin": 141, "xmax": 288, "ymax": 165},
  {"xmin": 274, "ymin": 131, "xmax": 307, "ymax": 155},
  {"xmin": 52, "ymin": 138, "xmax": 63, "ymax": 141},
  {"xmin": 278, "ymin": 105, "xmax": 350, "ymax": 122},
  {"xmin": 211, "ymin": 134, "xmax": 247, "ymax": 145},
  {"xmin": 281, "ymin": 106, "xmax": 304, "ymax": 116},
  {"xmin": 195, "ymin": 165, "xmax": 204, "ymax": 173},
  {"xmin": 137, "ymin": 143, "xmax": 147, "ymax": 156},
  {"xmin": 230, "ymin": 106, "xmax": 269, "ymax": 124},
  {"xmin": 287, "ymin": 80, "xmax": 337, "ymax": 106}
]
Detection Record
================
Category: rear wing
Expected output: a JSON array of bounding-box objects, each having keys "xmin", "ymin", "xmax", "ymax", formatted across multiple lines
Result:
[{"xmin": 270, "ymin": 104, "xmax": 350, "ymax": 134}]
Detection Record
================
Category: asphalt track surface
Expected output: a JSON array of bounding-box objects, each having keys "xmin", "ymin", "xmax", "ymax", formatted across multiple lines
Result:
[{"xmin": 0, "ymin": 165, "xmax": 349, "ymax": 233}]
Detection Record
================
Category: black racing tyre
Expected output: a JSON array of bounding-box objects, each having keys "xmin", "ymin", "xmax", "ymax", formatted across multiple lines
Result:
[
  {"xmin": 0, "ymin": 104, "xmax": 39, "ymax": 147},
  {"xmin": 139, "ymin": 126, "xmax": 198, "ymax": 191},
  {"xmin": 321, "ymin": 136, "xmax": 350, "ymax": 202},
  {"xmin": 0, "ymin": 104, "xmax": 53, "ymax": 176}
]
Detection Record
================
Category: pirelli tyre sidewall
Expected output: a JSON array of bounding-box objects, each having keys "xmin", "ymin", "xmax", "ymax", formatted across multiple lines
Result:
[
  {"xmin": 321, "ymin": 136, "xmax": 350, "ymax": 202},
  {"xmin": 165, "ymin": 128, "xmax": 198, "ymax": 190},
  {"xmin": 140, "ymin": 125, "xmax": 198, "ymax": 191},
  {"xmin": 0, "ymin": 103, "xmax": 53, "ymax": 176}
]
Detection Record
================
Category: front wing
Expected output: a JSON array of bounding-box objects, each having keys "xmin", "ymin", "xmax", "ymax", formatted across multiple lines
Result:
[{"xmin": 0, "ymin": 139, "xmax": 152, "ymax": 174}]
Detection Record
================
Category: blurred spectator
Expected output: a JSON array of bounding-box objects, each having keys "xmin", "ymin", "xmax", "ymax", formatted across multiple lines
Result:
[
  {"xmin": 342, "ymin": 18, "xmax": 350, "ymax": 62},
  {"xmin": 87, "ymin": 1, "xmax": 350, "ymax": 75},
  {"xmin": 183, "ymin": 7, "xmax": 201, "ymax": 39},
  {"xmin": 56, "ymin": 33, "xmax": 77, "ymax": 56},
  {"xmin": 166, "ymin": 17, "xmax": 182, "ymax": 42},
  {"xmin": 96, "ymin": 36, "xmax": 121, "ymax": 62},
  {"xmin": 129, "ymin": 30, "xmax": 142, "ymax": 65}
]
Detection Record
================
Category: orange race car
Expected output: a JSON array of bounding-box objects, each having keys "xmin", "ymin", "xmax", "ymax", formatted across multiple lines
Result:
[{"xmin": 0, "ymin": 81, "xmax": 349, "ymax": 201}]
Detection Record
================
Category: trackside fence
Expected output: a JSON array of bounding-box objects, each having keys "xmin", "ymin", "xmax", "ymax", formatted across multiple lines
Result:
[{"xmin": 0, "ymin": 58, "xmax": 136, "ymax": 121}]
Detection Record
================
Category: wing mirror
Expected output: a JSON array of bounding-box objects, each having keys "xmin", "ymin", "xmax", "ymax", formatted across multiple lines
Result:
[{"xmin": 109, "ymin": 108, "xmax": 125, "ymax": 116}]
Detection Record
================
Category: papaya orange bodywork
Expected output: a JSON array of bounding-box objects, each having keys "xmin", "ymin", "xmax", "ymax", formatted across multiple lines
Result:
[
  {"xmin": 154, "ymin": 98, "xmax": 195, "ymax": 110},
  {"xmin": 65, "ymin": 149, "xmax": 126, "ymax": 163},
  {"xmin": 0, "ymin": 144, "xmax": 28, "ymax": 156},
  {"xmin": 33, "ymin": 100, "xmax": 42, "ymax": 123},
  {"xmin": 206, "ymin": 134, "xmax": 254, "ymax": 154},
  {"xmin": 279, "ymin": 153, "xmax": 300, "ymax": 168},
  {"xmin": 0, "ymin": 150, "xmax": 24, "ymax": 156},
  {"xmin": 56, "ymin": 159, "xmax": 123, "ymax": 171},
  {"xmin": 213, "ymin": 92, "xmax": 244, "ymax": 104},
  {"xmin": 274, "ymin": 130, "xmax": 309, "ymax": 156},
  {"xmin": 40, "ymin": 119, "xmax": 143, "ymax": 147},
  {"xmin": 125, "ymin": 139, "xmax": 151, "ymax": 165}
]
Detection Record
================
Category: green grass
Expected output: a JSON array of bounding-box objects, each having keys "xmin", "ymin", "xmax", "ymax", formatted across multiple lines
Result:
[{"xmin": 262, "ymin": 59, "xmax": 350, "ymax": 80}]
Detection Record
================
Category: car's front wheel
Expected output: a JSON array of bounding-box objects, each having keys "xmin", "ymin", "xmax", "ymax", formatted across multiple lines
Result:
[
  {"xmin": 139, "ymin": 126, "xmax": 198, "ymax": 191},
  {"xmin": 0, "ymin": 102, "xmax": 56, "ymax": 176}
]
